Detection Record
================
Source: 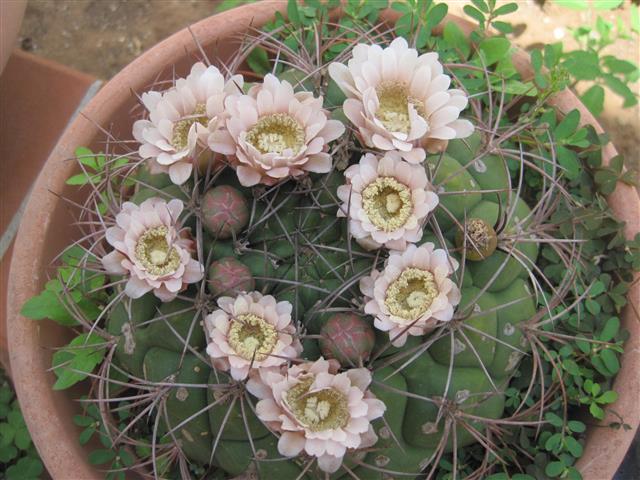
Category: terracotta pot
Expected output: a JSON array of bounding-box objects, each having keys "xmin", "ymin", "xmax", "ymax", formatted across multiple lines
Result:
[
  {"xmin": 0, "ymin": 0, "xmax": 26, "ymax": 75},
  {"xmin": 7, "ymin": 3, "xmax": 639, "ymax": 479}
]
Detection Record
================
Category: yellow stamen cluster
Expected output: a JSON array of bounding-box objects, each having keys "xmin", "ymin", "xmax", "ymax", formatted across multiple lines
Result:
[
  {"xmin": 227, "ymin": 314, "xmax": 278, "ymax": 361},
  {"xmin": 362, "ymin": 177, "xmax": 413, "ymax": 232},
  {"xmin": 172, "ymin": 104, "xmax": 208, "ymax": 150},
  {"xmin": 285, "ymin": 377, "xmax": 350, "ymax": 431},
  {"xmin": 135, "ymin": 226, "xmax": 181, "ymax": 276},
  {"xmin": 376, "ymin": 81, "xmax": 425, "ymax": 134},
  {"xmin": 246, "ymin": 113, "xmax": 305, "ymax": 155},
  {"xmin": 385, "ymin": 268, "xmax": 439, "ymax": 321}
]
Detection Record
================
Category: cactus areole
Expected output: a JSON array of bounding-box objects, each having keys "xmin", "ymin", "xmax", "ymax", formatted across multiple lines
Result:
[{"xmin": 20, "ymin": 5, "xmax": 639, "ymax": 480}]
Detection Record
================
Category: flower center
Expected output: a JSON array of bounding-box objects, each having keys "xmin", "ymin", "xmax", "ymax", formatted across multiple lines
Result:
[
  {"xmin": 376, "ymin": 81, "xmax": 425, "ymax": 134},
  {"xmin": 245, "ymin": 113, "xmax": 305, "ymax": 155},
  {"xmin": 172, "ymin": 104, "xmax": 207, "ymax": 150},
  {"xmin": 455, "ymin": 218, "xmax": 498, "ymax": 261},
  {"xmin": 385, "ymin": 268, "xmax": 439, "ymax": 321},
  {"xmin": 362, "ymin": 177, "xmax": 413, "ymax": 232},
  {"xmin": 135, "ymin": 226, "xmax": 181, "ymax": 276},
  {"xmin": 285, "ymin": 378, "xmax": 350, "ymax": 432},
  {"xmin": 227, "ymin": 314, "xmax": 278, "ymax": 361}
]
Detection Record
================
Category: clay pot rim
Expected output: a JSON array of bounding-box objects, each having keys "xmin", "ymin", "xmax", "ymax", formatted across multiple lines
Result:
[{"xmin": 7, "ymin": 3, "xmax": 639, "ymax": 479}]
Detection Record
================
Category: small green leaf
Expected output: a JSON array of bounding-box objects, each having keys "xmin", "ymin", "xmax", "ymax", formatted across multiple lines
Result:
[
  {"xmin": 599, "ymin": 349, "xmax": 620, "ymax": 374},
  {"xmin": 75, "ymin": 147, "xmax": 99, "ymax": 170},
  {"xmin": 13, "ymin": 428, "xmax": 31, "ymax": 450},
  {"xmin": 545, "ymin": 460, "xmax": 565, "ymax": 477},
  {"xmin": 568, "ymin": 420, "xmax": 586, "ymax": 433},
  {"xmin": 603, "ymin": 74, "xmax": 638, "ymax": 107},
  {"xmin": 555, "ymin": 109, "xmax": 580, "ymax": 141},
  {"xmin": 246, "ymin": 47, "xmax": 271, "ymax": 76},
  {"xmin": 565, "ymin": 436, "xmax": 584, "ymax": 458},
  {"xmin": 79, "ymin": 427, "xmax": 94, "ymax": 445},
  {"xmin": 6, "ymin": 457, "xmax": 44, "ymax": 480},
  {"xmin": 597, "ymin": 390, "xmax": 618, "ymax": 404},
  {"xmin": 52, "ymin": 333, "xmax": 107, "ymax": 390},
  {"xmin": 589, "ymin": 402, "xmax": 604, "ymax": 419},
  {"xmin": 585, "ymin": 298, "xmax": 601, "ymax": 315},
  {"xmin": 471, "ymin": 0, "xmax": 489, "ymax": 13},
  {"xmin": 563, "ymin": 51, "xmax": 600, "ymax": 80},
  {"xmin": 491, "ymin": 21, "xmax": 513, "ymax": 34},
  {"xmin": 0, "ymin": 444, "xmax": 18, "ymax": 463},
  {"xmin": 632, "ymin": 5, "xmax": 639, "ymax": 34},
  {"xmin": 554, "ymin": 0, "xmax": 588, "ymax": 10},
  {"xmin": 493, "ymin": 2, "xmax": 518, "ymax": 16},
  {"xmin": 287, "ymin": 0, "xmax": 301, "ymax": 26},
  {"xmin": 600, "ymin": 317, "xmax": 620, "ymax": 341},
  {"xmin": 545, "ymin": 412, "xmax": 564, "ymax": 427},
  {"xmin": 581, "ymin": 85, "xmax": 605, "ymax": 117},
  {"xmin": 545, "ymin": 432, "xmax": 563, "ymax": 452},
  {"xmin": 464, "ymin": 5, "xmax": 485, "ymax": 25},
  {"xmin": 443, "ymin": 21, "xmax": 470, "ymax": 59},
  {"xmin": 478, "ymin": 37, "xmax": 511, "ymax": 66},
  {"xmin": 20, "ymin": 290, "xmax": 78, "ymax": 326},
  {"xmin": 556, "ymin": 146, "xmax": 580, "ymax": 180},
  {"xmin": 531, "ymin": 49, "xmax": 543, "ymax": 73},
  {"xmin": 426, "ymin": 3, "xmax": 448, "ymax": 32},
  {"xmin": 593, "ymin": 0, "xmax": 623, "ymax": 10},
  {"xmin": 562, "ymin": 358, "xmax": 580, "ymax": 375},
  {"xmin": 492, "ymin": 79, "xmax": 537, "ymax": 96},
  {"xmin": 0, "ymin": 422, "xmax": 16, "ymax": 446},
  {"xmin": 602, "ymin": 56, "xmax": 638, "ymax": 75},
  {"xmin": 89, "ymin": 448, "xmax": 116, "ymax": 465}
]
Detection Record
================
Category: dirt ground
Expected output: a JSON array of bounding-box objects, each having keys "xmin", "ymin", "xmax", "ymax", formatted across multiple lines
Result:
[{"xmin": 15, "ymin": 0, "xmax": 639, "ymax": 172}]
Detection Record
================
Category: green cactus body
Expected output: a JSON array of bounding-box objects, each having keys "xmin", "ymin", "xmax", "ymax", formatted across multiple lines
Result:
[
  {"xmin": 143, "ymin": 348, "xmax": 212, "ymax": 464},
  {"xmin": 105, "ymin": 124, "xmax": 541, "ymax": 478},
  {"xmin": 429, "ymin": 154, "xmax": 482, "ymax": 231}
]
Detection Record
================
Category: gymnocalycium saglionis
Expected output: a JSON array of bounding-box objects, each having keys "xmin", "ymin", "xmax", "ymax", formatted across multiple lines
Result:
[{"xmin": 21, "ymin": 1, "xmax": 639, "ymax": 479}]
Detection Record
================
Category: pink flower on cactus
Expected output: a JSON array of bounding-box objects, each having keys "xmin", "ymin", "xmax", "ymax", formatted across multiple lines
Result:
[
  {"xmin": 133, "ymin": 62, "xmax": 243, "ymax": 185},
  {"xmin": 337, "ymin": 152, "xmax": 439, "ymax": 251},
  {"xmin": 204, "ymin": 292, "xmax": 302, "ymax": 381},
  {"xmin": 360, "ymin": 243, "xmax": 461, "ymax": 347},
  {"xmin": 329, "ymin": 37, "xmax": 473, "ymax": 161},
  {"xmin": 208, "ymin": 73, "xmax": 345, "ymax": 187},
  {"xmin": 247, "ymin": 358, "xmax": 386, "ymax": 473},
  {"xmin": 102, "ymin": 198, "xmax": 204, "ymax": 302}
]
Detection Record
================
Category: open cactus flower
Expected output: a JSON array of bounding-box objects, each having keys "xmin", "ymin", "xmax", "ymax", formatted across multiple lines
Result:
[
  {"xmin": 209, "ymin": 73, "xmax": 345, "ymax": 186},
  {"xmin": 360, "ymin": 243, "xmax": 461, "ymax": 346},
  {"xmin": 329, "ymin": 37, "xmax": 474, "ymax": 161},
  {"xmin": 204, "ymin": 291, "xmax": 303, "ymax": 380},
  {"xmin": 28, "ymin": 10, "xmax": 639, "ymax": 480},
  {"xmin": 247, "ymin": 358, "xmax": 386, "ymax": 473},
  {"xmin": 337, "ymin": 151, "xmax": 439, "ymax": 251},
  {"xmin": 133, "ymin": 62, "xmax": 243, "ymax": 185},
  {"xmin": 101, "ymin": 198, "xmax": 204, "ymax": 301}
]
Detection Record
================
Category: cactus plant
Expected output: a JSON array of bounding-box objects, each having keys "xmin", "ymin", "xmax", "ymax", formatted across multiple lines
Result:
[
  {"xmin": 95, "ymin": 122, "xmax": 560, "ymax": 477},
  {"xmin": 23, "ymin": 4, "xmax": 639, "ymax": 480}
]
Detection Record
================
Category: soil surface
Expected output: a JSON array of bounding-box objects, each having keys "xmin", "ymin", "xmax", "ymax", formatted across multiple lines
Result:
[{"xmin": 15, "ymin": 0, "xmax": 639, "ymax": 173}]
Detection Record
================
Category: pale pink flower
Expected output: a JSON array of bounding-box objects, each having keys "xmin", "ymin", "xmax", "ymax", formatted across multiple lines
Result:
[
  {"xmin": 329, "ymin": 37, "xmax": 474, "ymax": 161},
  {"xmin": 209, "ymin": 73, "xmax": 345, "ymax": 187},
  {"xmin": 102, "ymin": 198, "xmax": 204, "ymax": 302},
  {"xmin": 360, "ymin": 243, "xmax": 461, "ymax": 347},
  {"xmin": 247, "ymin": 358, "xmax": 385, "ymax": 473},
  {"xmin": 133, "ymin": 62, "xmax": 243, "ymax": 185},
  {"xmin": 337, "ymin": 152, "xmax": 439, "ymax": 251},
  {"xmin": 204, "ymin": 292, "xmax": 302, "ymax": 381}
]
